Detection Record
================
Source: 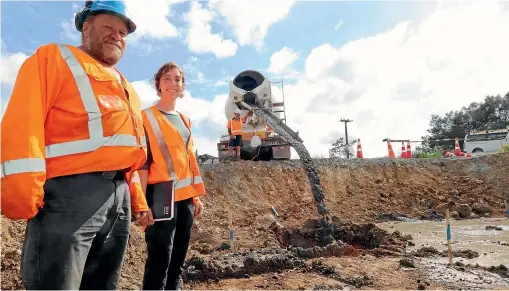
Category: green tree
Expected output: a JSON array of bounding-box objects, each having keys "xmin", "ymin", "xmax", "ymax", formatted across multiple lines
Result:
[
  {"xmin": 422, "ymin": 92, "xmax": 509, "ymax": 150},
  {"xmin": 329, "ymin": 137, "xmax": 357, "ymax": 158}
]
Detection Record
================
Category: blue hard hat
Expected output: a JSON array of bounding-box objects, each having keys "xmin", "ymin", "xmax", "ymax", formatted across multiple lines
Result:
[{"xmin": 75, "ymin": 0, "xmax": 136, "ymax": 34}]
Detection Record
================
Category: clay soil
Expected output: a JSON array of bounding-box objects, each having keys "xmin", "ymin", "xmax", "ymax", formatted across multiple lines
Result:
[{"xmin": 2, "ymin": 153, "xmax": 509, "ymax": 290}]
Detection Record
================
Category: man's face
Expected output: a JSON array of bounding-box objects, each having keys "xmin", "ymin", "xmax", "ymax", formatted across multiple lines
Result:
[{"xmin": 82, "ymin": 14, "xmax": 128, "ymax": 66}]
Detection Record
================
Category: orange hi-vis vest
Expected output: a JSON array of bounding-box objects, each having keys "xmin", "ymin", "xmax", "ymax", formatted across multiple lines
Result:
[
  {"xmin": 228, "ymin": 118, "xmax": 243, "ymax": 135},
  {"xmin": 142, "ymin": 107, "xmax": 206, "ymax": 202},
  {"xmin": 0, "ymin": 43, "xmax": 148, "ymax": 220}
]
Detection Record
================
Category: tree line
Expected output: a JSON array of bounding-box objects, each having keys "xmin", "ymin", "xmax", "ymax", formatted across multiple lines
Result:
[
  {"xmin": 328, "ymin": 92, "xmax": 509, "ymax": 158},
  {"xmin": 417, "ymin": 92, "xmax": 509, "ymax": 154}
]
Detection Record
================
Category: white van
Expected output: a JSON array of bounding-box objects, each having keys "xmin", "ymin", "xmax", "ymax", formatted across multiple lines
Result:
[{"xmin": 463, "ymin": 128, "xmax": 509, "ymax": 153}]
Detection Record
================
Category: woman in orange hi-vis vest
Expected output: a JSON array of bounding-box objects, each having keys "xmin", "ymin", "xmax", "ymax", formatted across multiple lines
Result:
[
  {"xmin": 0, "ymin": 1, "xmax": 150, "ymax": 289},
  {"xmin": 138, "ymin": 62, "xmax": 206, "ymax": 290}
]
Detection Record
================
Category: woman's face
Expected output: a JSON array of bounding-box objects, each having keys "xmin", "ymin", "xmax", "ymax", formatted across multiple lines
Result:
[{"xmin": 159, "ymin": 67, "xmax": 183, "ymax": 99}]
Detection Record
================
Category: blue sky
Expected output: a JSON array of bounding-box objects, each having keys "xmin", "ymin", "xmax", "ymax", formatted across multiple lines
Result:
[{"xmin": 2, "ymin": 1, "xmax": 508, "ymax": 158}]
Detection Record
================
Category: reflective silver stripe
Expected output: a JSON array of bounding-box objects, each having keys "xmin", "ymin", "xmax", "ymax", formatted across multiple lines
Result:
[
  {"xmin": 144, "ymin": 108, "xmax": 177, "ymax": 181},
  {"xmin": 174, "ymin": 176, "xmax": 203, "ymax": 190},
  {"xmin": 1, "ymin": 158, "xmax": 46, "ymax": 179},
  {"xmin": 56, "ymin": 44, "xmax": 102, "ymax": 140},
  {"xmin": 42, "ymin": 44, "xmax": 143, "ymax": 158},
  {"xmin": 46, "ymin": 134, "xmax": 138, "ymax": 158},
  {"xmin": 193, "ymin": 175, "xmax": 203, "ymax": 184}
]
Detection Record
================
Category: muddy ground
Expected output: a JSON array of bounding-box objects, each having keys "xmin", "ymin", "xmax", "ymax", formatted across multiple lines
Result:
[{"xmin": 2, "ymin": 153, "xmax": 509, "ymax": 290}]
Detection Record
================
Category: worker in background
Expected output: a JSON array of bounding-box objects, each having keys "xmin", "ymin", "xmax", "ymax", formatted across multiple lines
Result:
[
  {"xmin": 228, "ymin": 108, "xmax": 244, "ymax": 159},
  {"xmin": 138, "ymin": 61, "xmax": 206, "ymax": 290},
  {"xmin": 0, "ymin": 1, "xmax": 151, "ymax": 289}
]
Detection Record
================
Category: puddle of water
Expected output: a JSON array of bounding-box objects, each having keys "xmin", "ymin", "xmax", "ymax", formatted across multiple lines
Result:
[
  {"xmin": 377, "ymin": 218, "xmax": 509, "ymax": 267},
  {"xmin": 418, "ymin": 258, "xmax": 509, "ymax": 289}
]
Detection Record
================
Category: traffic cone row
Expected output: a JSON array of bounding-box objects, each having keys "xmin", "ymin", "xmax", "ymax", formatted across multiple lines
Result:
[
  {"xmin": 399, "ymin": 140, "xmax": 412, "ymax": 158},
  {"xmin": 386, "ymin": 139, "xmax": 412, "ymax": 158}
]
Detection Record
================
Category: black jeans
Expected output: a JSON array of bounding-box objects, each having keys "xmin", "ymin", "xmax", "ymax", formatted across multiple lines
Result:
[
  {"xmin": 142, "ymin": 198, "xmax": 195, "ymax": 290},
  {"xmin": 21, "ymin": 171, "xmax": 131, "ymax": 290}
]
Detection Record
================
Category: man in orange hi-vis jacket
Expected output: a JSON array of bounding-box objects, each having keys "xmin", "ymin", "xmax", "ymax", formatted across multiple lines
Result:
[
  {"xmin": 0, "ymin": 1, "xmax": 151, "ymax": 289},
  {"xmin": 227, "ymin": 108, "xmax": 245, "ymax": 159}
]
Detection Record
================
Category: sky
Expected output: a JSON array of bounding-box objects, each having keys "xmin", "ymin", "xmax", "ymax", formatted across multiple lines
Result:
[{"xmin": 1, "ymin": 0, "xmax": 509, "ymax": 159}]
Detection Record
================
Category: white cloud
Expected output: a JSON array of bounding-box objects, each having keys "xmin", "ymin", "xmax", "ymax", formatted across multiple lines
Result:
[
  {"xmin": 183, "ymin": 1, "xmax": 238, "ymax": 58},
  {"xmin": 1, "ymin": 51, "xmax": 29, "ymax": 86},
  {"xmin": 59, "ymin": 4, "xmax": 82, "ymax": 43},
  {"xmin": 211, "ymin": 78, "xmax": 230, "ymax": 87},
  {"xmin": 267, "ymin": 47, "xmax": 298, "ymax": 74},
  {"xmin": 280, "ymin": 1, "xmax": 509, "ymax": 158},
  {"xmin": 124, "ymin": 0, "xmax": 183, "ymax": 41},
  {"xmin": 209, "ymin": 0, "xmax": 296, "ymax": 49},
  {"xmin": 0, "ymin": 42, "xmax": 29, "ymax": 120}
]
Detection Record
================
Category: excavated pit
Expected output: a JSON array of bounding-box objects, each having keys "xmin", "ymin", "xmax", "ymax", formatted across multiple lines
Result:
[
  {"xmin": 182, "ymin": 219, "xmax": 409, "ymax": 285},
  {"xmin": 253, "ymin": 106, "xmax": 330, "ymax": 217}
]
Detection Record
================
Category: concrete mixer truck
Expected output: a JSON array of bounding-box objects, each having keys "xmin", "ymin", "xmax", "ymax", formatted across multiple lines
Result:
[{"xmin": 216, "ymin": 70, "xmax": 303, "ymax": 162}]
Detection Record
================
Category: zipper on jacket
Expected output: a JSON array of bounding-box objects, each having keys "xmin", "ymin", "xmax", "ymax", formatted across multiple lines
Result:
[
  {"xmin": 183, "ymin": 117, "xmax": 195, "ymax": 187},
  {"xmin": 121, "ymin": 83, "xmax": 142, "ymax": 149}
]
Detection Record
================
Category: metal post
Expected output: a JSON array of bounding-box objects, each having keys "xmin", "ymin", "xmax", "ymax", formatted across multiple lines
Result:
[{"xmin": 340, "ymin": 118, "xmax": 353, "ymax": 159}]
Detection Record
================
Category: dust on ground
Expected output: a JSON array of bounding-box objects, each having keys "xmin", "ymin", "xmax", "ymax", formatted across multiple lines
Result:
[{"xmin": 2, "ymin": 153, "xmax": 509, "ymax": 290}]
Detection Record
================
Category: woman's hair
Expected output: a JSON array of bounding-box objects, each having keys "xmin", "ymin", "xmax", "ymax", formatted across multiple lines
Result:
[{"xmin": 151, "ymin": 62, "xmax": 186, "ymax": 97}]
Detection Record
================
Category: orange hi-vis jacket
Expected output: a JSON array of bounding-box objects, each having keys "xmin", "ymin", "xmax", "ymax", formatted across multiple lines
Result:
[
  {"xmin": 142, "ymin": 107, "xmax": 206, "ymax": 202},
  {"xmin": 0, "ymin": 43, "xmax": 148, "ymax": 220},
  {"xmin": 228, "ymin": 118, "xmax": 243, "ymax": 135}
]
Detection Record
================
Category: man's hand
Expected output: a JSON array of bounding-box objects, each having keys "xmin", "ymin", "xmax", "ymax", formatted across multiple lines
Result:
[
  {"xmin": 132, "ymin": 209, "xmax": 154, "ymax": 226},
  {"xmin": 193, "ymin": 200, "xmax": 204, "ymax": 218}
]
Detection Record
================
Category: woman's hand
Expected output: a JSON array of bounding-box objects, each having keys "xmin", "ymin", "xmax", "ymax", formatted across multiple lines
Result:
[
  {"xmin": 193, "ymin": 199, "xmax": 204, "ymax": 218},
  {"xmin": 133, "ymin": 209, "xmax": 154, "ymax": 226}
]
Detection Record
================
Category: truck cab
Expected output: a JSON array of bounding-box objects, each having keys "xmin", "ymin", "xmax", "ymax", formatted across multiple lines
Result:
[{"xmin": 463, "ymin": 128, "xmax": 509, "ymax": 153}]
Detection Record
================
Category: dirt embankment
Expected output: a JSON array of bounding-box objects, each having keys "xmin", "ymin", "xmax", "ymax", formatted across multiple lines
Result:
[{"xmin": 2, "ymin": 153, "xmax": 509, "ymax": 290}]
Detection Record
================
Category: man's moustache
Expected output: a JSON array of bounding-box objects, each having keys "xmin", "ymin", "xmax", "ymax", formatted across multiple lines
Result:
[{"xmin": 104, "ymin": 41, "xmax": 122, "ymax": 49}]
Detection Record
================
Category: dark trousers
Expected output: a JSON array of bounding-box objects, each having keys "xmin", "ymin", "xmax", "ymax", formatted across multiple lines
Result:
[
  {"xmin": 21, "ymin": 171, "xmax": 131, "ymax": 290},
  {"xmin": 142, "ymin": 198, "xmax": 195, "ymax": 290}
]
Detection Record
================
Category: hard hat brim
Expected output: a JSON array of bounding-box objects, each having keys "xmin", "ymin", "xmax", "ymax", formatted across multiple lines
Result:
[{"xmin": 89, "ymin": 9, "xmax": 136, "ymax": 34}]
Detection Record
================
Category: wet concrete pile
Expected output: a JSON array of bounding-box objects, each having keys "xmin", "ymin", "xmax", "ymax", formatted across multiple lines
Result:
[
  {"xmin": 309, "ymin": 260, "xmax": 373, "ymax": 288},
  {"xmin": 182, "ymin": 248, "xmax": 307, "ymax": 282},
  {"xmin": 279, "ymin": 218, "xmax": 408, "ymax": 251},
  {"xmin": 182, "ymin": 219, "xmax": 409, "ymax": 286},
  {"xmin": 253, "ymin": 106, "xmax": 329, "ymax": 217},
  {"xmin": 411, "ymin": 246, "xmax": 480, "ymax": 259},
  {"xmin": 182, "ymin": 248, "xmax": 375, "ymax": 288}
]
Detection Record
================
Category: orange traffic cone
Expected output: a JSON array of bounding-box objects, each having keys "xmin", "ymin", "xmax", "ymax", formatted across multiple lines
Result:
[
  {"xmin": 401, "ymin": 142, "xmax": 407, "ymax": 158},
  {"xmin": 387, "ymin": 139, "xmax": 395, "ymax": 158},
  {"xmin": 356, "ymin": 138, "xmax": 363, "ymax": 158},
  {"xmin": 454, "ymin": 138, "xmax": 463, "ymax": 156},
  {"xmin": 406, "ymin": 140, "xmax": 412, "ymax": 158}
]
